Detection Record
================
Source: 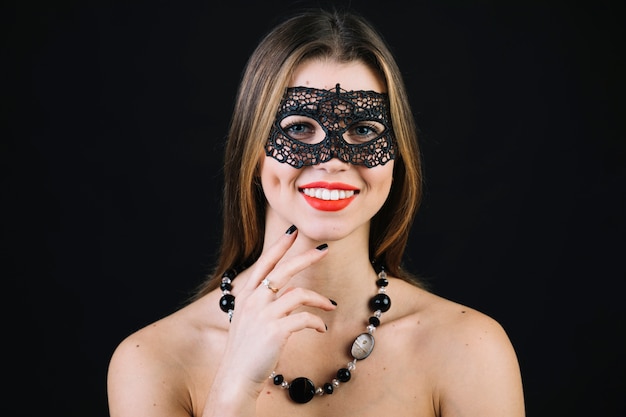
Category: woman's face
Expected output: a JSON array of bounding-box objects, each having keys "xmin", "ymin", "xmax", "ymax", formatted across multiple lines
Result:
[{"xmin": 260, "ymin": 59, "xmax": 394, "ymax": 242}]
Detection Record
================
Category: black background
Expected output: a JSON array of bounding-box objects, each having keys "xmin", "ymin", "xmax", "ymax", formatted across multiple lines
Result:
[{"xmin": 3, "ymin": 0, "xmax": 624, "ymax": 416}]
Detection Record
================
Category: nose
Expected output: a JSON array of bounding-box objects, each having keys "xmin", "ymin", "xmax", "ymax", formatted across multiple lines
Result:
[{"xmin": 314, "ymin": 156, "xmax": 351, "ymax": 173}]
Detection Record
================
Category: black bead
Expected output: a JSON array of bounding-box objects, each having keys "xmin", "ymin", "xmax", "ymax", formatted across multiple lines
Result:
[
  {"xmin": 223, "ymin": 269, "xmax": 237, "ymax": 279},
  {"xmin": 369, "ymin": 293, "xmax": 391, "ymax": 312},
  {"xmin": 220, "ymin": 282, "xmax": 232, "ymax": 291},
  {"xmin": 219, "ymin": 294, "xmax": 235, "ymax": 313},
  {"xmin": 337, "ymin": 368, "xmax": 351, "ymax": 382},
  {"xmin": 368, "ymin": 316, "xmax": 380, "ymax": 327},
  {"xmin": 376, "ymin": 277, "xmax": 389, "ymax": 287},
  {"xmin": 323, "ymin": 382, "xmax": 334, "ymax": 394},
  {"xmin": 273, "ymin": 374, "xmax": 284, "ymax": 385},
  {"xmin": 288, "ymin": 377, "xmax": 316, "ymax": 403}
]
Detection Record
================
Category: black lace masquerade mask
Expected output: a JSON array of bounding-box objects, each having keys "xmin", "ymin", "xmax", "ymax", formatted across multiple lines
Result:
[{"xmin": 265, "ymin": 84, "xmax": 396, "ymax": 168}]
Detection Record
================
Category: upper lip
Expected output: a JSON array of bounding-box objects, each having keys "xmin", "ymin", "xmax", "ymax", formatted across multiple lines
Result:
[{"xmin": 299, "ymin": 181, "xmax": 359, "ymax": 191}]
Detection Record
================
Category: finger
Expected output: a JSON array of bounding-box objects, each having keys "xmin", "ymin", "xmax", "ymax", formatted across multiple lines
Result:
[
  {"xmin": 236, "ymin": 277, "xmax": 335, "ymax": 323},
  {"xmin": 273, "ymin": 311, "xmax": 329, "ymax": 335},
  {"xmin": 240, "ymin": 224, "xmax": 299, "ymax": 292},
  {"xmin": 267, "ymin": 287, "xmax": 337, "ymax": 316},
  {"xmin": 260, "ymin": 243, "xmax": 329, "ymax": 293}
]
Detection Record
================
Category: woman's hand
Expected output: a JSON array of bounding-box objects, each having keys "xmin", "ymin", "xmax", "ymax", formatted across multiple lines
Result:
[{"xmin": 203, "ymin": 225, "xmax": 336, "ymax": 416}]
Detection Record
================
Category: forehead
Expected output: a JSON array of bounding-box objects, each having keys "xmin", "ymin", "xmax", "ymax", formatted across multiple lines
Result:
[
  {"xmin": 278, "ymin": 85, "xmax": 390, "ymax": 120},
  {"xmin": 290, "ymin": 59, "xmax": 386, "ymax": 93}
]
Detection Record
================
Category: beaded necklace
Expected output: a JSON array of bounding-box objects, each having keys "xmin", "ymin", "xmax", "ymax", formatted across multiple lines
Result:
[{"xmin": 218, "ymin": 265, "xmax": 391, "ymax": 404}]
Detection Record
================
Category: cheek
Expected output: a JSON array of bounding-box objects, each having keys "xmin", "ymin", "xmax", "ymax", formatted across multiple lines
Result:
[
  {"xmin": 361, "ymin": 163, "xmax": 394, "ymax": 195},
  {"xmin": 260, "ymin": 157, "xmax": 299, "ymax": 190}
]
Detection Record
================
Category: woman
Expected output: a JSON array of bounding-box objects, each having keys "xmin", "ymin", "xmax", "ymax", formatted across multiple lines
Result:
[{"xmin": 107, "ymin": 8, "xmax": 525, "ymax": 417}]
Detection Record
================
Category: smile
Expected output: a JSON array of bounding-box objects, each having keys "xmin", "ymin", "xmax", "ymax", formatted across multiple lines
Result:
[
  {"xmin": 301, "ymin": 188, "xmax": 356, "ymax": 201},
  {"xmin": 298, "ymin": 182, "xmax": 359, "ymax": 211}
]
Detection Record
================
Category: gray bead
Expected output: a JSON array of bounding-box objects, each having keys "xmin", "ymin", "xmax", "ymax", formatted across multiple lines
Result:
[{"xmin": 351, "ymin": 333, "xmax": 375, "ymax": 360}]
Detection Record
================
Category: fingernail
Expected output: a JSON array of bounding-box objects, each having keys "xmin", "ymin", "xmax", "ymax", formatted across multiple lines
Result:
[
  {"xmin": 286, "ymin": 225, "xmax": 297, "ymax": 235},
  {"xmin": 316, "ymin": 243, "xmax": 328, "ymax": 251},
  {"xmin": 329, "ymin": 299, "xmax": 337, "ymax": 306}
]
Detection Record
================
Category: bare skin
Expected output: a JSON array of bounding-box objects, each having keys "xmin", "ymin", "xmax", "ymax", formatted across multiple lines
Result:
[{"xmin": 107, "ymin": 60, "xmax": 525, "ymax": 417}]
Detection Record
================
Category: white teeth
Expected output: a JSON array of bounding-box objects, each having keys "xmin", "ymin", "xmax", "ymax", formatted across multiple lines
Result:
[{"xmin": 302, "ymin": 188, "xmax": 355, "ymax": 200}]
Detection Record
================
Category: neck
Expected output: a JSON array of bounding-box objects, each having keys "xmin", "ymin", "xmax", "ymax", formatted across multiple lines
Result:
[
  {"xmin": 303, "ymin": 258, "xmax": 381, "ymax": 328},
  {"xmin": 261, "ymin": 221, "xmax": 380, "ymax": 321},
  {"xmin": 260, "ymin": 204, "xmax": 385, "ymax": 319},
  {"xmin": 265, "ymin": 223, "xmax": 374, "ymax": 283}
]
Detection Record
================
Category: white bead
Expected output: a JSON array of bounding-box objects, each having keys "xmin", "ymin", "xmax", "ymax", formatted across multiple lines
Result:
[
  {"xmin": 332, "ymin": 379, "xmax": 340, "ymax": 387},
  {"xmin": 316, "ymin": 387, "xmax": 324, "ymax": 396},
  {"xmin": 281, "ymin": 381, "xmax": 289, "ymax": 389},
  {"xmin": 352, "ymin": 332, "xmax": 375, "ymax": 359}
]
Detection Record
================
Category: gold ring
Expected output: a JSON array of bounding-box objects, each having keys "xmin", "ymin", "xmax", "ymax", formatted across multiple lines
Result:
[{"xmin": 261, "ymin": 278, "xmax": 279, "ymax": 293}]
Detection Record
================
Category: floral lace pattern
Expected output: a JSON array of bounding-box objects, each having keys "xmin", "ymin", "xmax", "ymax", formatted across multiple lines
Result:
[{"xmin": 265, "ymin": 84, "xmax": 396, "ymax": 168}]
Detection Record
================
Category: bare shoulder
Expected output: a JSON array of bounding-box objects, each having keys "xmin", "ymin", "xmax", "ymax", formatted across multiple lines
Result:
[
  {"xmin": 389, "ymin": 279, "xmax": 525, "ymax": 416},
  {"xmin": 390, "ymin": 279, "xmax": 515, "ymax": 351},
  {"xmin": 107, "ymin": 293, "xmax": 226, "ymax": 417}
]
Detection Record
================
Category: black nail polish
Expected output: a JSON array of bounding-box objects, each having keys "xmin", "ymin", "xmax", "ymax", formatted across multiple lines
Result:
[
  {"xmin": 329, "ymin": 299, "xmax": 337, "ymax": 306},
  {"xmin": 316, "ymin": 243, "xmax": 328, "ymax": 251},
  {"xmin": 286, "ymin": 225, "xmax": 297, "ymax": 234}
]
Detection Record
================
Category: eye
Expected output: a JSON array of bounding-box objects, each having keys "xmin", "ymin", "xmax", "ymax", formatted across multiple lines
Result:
[
  {"xmin": 284, "ymin": 122, "xmax": 312, "ymax": 135},
  {"xmin": 354, "ymin": 124, "xmax": 379, "ymax": 136},
  {"xmin": 280, "ymin": 116, "xmax": 324, "ymax": 143},
  {"xmin": 343, "ymin": 121, "xmax": 386, "ymax": 144}
]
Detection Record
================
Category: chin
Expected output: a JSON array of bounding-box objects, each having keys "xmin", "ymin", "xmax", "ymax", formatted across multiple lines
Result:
[{"xmin": 296, "ymin": 220, "xmax": 367, "ymax": 243}]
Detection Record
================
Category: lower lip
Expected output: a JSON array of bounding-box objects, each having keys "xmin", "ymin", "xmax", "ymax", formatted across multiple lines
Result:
[{"xmin": 302, "ymin": 193, "xmax": 356, "ymax": 211}]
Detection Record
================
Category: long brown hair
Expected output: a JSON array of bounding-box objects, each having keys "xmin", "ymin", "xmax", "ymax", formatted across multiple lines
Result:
[{"xmin": 192, "ymin": 8, "xmax": 423, "ymax": 299}]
